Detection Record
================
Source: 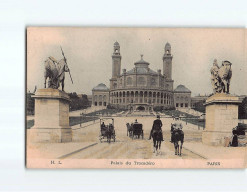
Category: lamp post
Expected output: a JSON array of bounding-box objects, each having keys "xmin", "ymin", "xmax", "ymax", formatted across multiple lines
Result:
[{"xmin": 80, "ymin": 112, "xmax": 84, "ymax": 127}]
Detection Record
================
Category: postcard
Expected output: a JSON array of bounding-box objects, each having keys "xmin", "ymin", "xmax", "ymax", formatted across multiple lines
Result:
[{"xmin": 26, "ymin": 27, "xmax": 247, "ymax": 168}]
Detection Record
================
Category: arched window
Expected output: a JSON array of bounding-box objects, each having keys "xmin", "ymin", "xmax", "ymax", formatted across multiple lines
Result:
[
  {"xmin": 127, "ymin": 77, "xmax": 132, "ymax": 85},
  {"xmin": 151, "ymin": 78, "xmax": 157, "ymax": 86},
  {"xmin": 138, "ymin": 76, "xmax": 146, "ymax": 85}
]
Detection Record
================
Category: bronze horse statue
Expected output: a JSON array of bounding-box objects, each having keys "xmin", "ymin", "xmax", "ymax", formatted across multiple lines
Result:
[
  {"xmin": 44, "ymin": 57, "xmax": 69, "ymax": 91},
  {"xmin": 44, "ymin": 47, "xmax": 73, "ymax": 91}
]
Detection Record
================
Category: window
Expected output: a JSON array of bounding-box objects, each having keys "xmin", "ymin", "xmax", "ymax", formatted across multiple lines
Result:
[
  {"xmin": 95, "ymin": 102, "xmax": 97, "ymax": 106},
  {"xmin": 127, "ymin": 77, "xmax": 132, "ymax": 85},
  {"xmin": 104, "ymin": 102, "xmax": 106, "ymax": 106},
  {"xmin": 180, "ymin": 103, "xmax": 183, "ymax": 107},
  {"xmin": 151, "ymin": 78, "xmax": 156, "ymax": 86},
  {"xmin": 176, "ymin": 103, "xmax": 179, "ymax": 107},
  {"xmin": 138, "ymin": 76, "xmax": 146, "ymax": 85},
  {"xmin": 185, "ymin": 103, "xmax": 188, "ymax": 107}
]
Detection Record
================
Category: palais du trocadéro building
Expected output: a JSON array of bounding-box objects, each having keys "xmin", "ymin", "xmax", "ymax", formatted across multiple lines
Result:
[{"xmin": 92, "ymin": 41, "xmax": 191, "ymax": 111}]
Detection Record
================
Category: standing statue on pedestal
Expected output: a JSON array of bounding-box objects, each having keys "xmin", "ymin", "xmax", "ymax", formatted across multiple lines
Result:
[
  {"xmin": 44, "ymin": 47, "xmax": 73, "ymax": 91},
  {"xmin": 210, "ymin": 59, "xmax": 232, "ymax": 94}
]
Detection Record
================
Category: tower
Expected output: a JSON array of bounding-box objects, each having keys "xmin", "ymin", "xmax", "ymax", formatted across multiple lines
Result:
[
  {"xmin": 110, "ymin": 41, "xmax": 121, "ymax": 90},
  {"xmin": 112, "ymin": 41, "xmax": 121, "ymax": 78},
  {"xmin": 163, "ymin": 42, "xmax": 173, "ymax": 79},
  {"xmin": 163, "ymin": 42, "xmax": 174, "ymax": 91}
]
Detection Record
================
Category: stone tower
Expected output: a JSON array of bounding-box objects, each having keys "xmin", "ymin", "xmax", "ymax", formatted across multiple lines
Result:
[
  {"xmin": 163, "ymin": 42, "xmax": 174, "ymax": 91},
  {"xmin": 163, "ymin": 42, "xmax": 172, "ymax": 79},
  {"xmin": 110, "ymin": 41, "xmax": 121, "ymax": 89},
  {"xmin": 112, "ymin": 41, "xmax": 121, "ymax": 78}
]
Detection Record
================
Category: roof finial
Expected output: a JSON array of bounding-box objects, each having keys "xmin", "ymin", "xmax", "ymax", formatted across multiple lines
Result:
[{"xmin": 141, "ymin": 54, "xmax": 143, "ymax": 60}]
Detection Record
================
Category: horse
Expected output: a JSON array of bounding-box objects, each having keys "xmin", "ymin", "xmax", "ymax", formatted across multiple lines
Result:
[
  {"xmin": 170, "ymin": 123, "xmax": 174, "ymax": 143},
  {"xmin": 102, "ymin": 124, "xmax": 114, "ymax": 143},
  {"xmin": 172, "ymin": 130, "xmax": 184, "ymax": 156},
  {"xmin": 44, "ymin": 57, "xmax": 69, "ymax": 91},
  {"xmin": 126, "ymin": 123, "xmax": 133, "ymax": 137},
  {"xmin": 152, "ymin": 129, "xmax": 163, "ymax": 155}
]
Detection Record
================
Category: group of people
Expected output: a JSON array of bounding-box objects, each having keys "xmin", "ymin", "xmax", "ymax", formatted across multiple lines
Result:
[{"xmin": 145, "ymin": 115, "xmax": 183, "ymax": 141}]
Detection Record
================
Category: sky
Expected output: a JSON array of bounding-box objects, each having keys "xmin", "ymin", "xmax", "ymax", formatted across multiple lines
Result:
[{"xmin": 27, "ymin": 27, "xmax": 247, "ymax": 96}]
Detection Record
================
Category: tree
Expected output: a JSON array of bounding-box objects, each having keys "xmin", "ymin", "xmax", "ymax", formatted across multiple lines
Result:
[{"xmin": 68, "ymin": 92, "xmax": 90, "ymax": 111}]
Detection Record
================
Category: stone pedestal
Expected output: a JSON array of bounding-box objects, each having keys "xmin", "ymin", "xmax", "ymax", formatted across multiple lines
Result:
[
  {"xmin": 30, "ymin": 88, "xmax": 72, "ymax": 143},
  {"xmin": 202, "ymin": 93, "xmax": 241, "ymax": 146}
]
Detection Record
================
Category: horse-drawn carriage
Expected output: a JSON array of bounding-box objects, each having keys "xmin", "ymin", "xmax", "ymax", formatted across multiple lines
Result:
[
  {"xmin": 99, "ymin": 118, "xmax": 116, "ymax": 143},
  {"xmin": 126, "ymin": 122, "xmax": 144, "ymax": 139}
]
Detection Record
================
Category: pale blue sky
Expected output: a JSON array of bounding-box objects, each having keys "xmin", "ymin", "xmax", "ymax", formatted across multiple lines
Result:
[{"xmin": 27, "ymin": 27, "xmax": 247, "ymax": 96}]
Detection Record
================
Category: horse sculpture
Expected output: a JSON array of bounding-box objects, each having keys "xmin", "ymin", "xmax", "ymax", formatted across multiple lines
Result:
[
  {"xmin": 210, "ymin": 60, "xmax": 232, "ymax": 94},
  {"xmin": 44, "ymin": 47, "xmax": 73, "ymax": 91},
  {"xmin": 172, "ymin": 130, "xmax": 184, "ymax": 156},
  {"xmin": 152, "ymin": 129, "xmax": 163, "ymax": 155},
  {"xmin": 44, "ymin": 57, "xmax": 69, "ymax": 91}
]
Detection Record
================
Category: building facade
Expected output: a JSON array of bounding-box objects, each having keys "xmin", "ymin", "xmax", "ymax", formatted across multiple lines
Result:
[
  {"xmin": 92, "ymin": 42, "xmax": 194, "ymax": 111},
  {"xmin": 174, "ymin": 85, "xmax": 191, "ymax": 108},
  {"xmin": 108, "ymin": 41, "xmax": 174, "ymax": 111},
  {"xmin": 92, "ymin": 83, "xmax": 110, "ymax": 107}
]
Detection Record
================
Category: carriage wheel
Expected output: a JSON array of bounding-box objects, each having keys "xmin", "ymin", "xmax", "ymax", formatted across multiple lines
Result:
[{"xmin": 142, "ymin": 132, "xmax": 144, "ymax": 139}]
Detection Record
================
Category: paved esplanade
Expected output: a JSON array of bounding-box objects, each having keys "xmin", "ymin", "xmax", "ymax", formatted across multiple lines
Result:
[{"xmin": 65, "ymin": 116, "xmax": 203, "ymax": 159}]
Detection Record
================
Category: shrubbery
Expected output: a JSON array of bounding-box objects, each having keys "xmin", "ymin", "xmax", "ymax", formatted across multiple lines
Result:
[
  {"xmin": 153, "ymin": 105, "xmax": 175, "ymax": 112},
  {"xmin": 68, "ymin": 92, "xmax": 90, "ymax": 111}
]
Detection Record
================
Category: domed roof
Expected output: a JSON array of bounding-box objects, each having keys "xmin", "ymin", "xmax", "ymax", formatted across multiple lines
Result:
[
  {"xmin": 134, "ymin": 55, "xmax": 150, "ymax": 67},
  {"xmin": 125, "ymin": 54, "xmax": 158, "ymax": 75},
  {"xmin": 114, "ymin": 41, "xmax": 119, "ymax": 46},
  {"xmin": 126, "ymin": 67, "xmax": 158, "ymax": 75},
  {"xmin": 92, "ymin": 83, "xmax": 109, "ymax": 91},
  {"xmin": 174, "ymin": 85, "xmax": 191, "ymax": 93}
]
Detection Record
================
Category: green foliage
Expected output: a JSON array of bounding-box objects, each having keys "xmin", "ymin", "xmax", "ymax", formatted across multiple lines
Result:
[
  {"xmin": 68, "ymin": 92, "xmax": 90, "ymax": 111},
  {"xmin": 153, "ymin": 105, "xmax": 175, "ymax": 112},
  {"xmin": 193, "ymin": 100, "xmax": 206, "ymax": 113},
  {"xmin": 26, "ymin": 93, "xmax": 35, "ymax": 115}
]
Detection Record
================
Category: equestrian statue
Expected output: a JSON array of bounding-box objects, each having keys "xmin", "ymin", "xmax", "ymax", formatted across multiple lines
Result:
[{"xmin": 44, "ymin": 47, "xmax": 73, "ymax": 91}]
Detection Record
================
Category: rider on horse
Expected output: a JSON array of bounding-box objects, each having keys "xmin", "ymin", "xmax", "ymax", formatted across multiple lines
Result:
[
  {"xmin": 149, "ymin": 115, "xmax": 164, "ymax": 141},
  {"xmin": 171, "ymin": 117, "xmax": 183, "ymax": 140}
]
